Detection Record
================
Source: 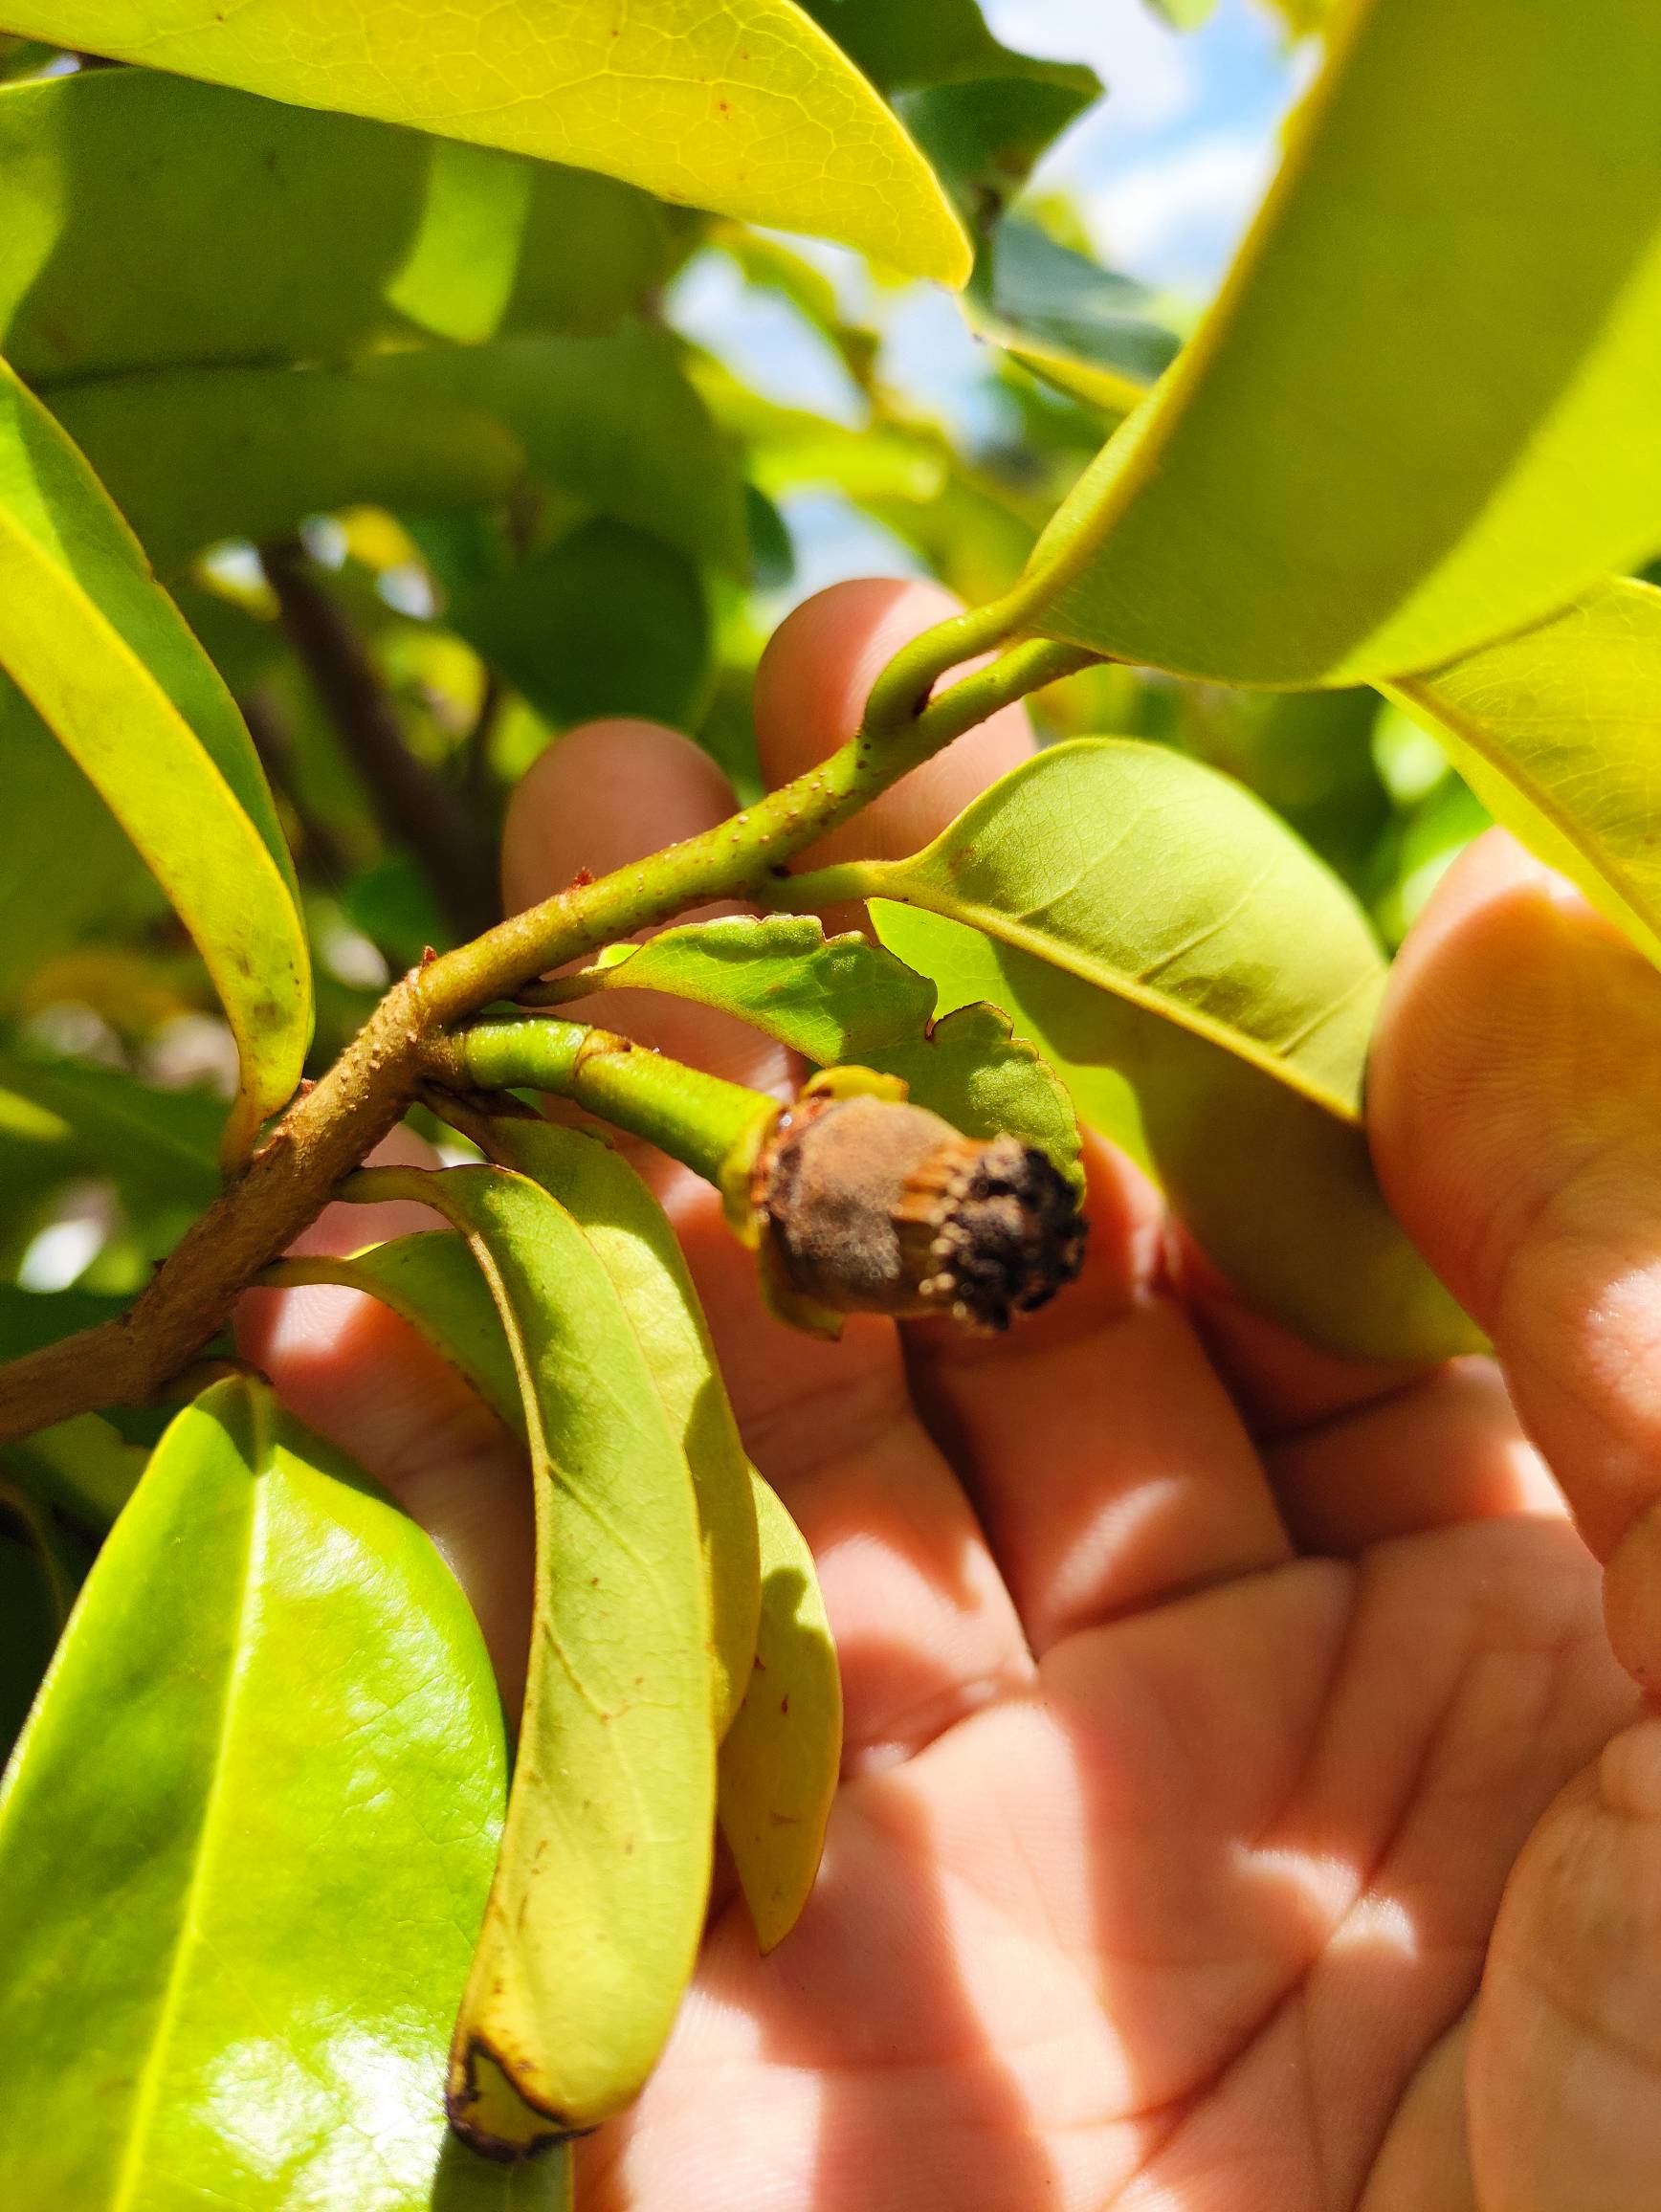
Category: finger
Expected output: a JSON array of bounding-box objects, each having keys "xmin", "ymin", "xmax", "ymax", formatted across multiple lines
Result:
[
  {"xmin": 501, "ymin": 719, "xmax": 796, "ymax": 1098},
  {"xmin": 1370, "ymin": 829, "xmax": 1661, "ymax": 1687},
  {"xmin": 754, "ymin": 576, "xmax": 1036, "ymax": 929},
  {"xmin": 235, "ymin": 1125, "xmax": 535, "ymax": 1703},
  {"xmin": 501, "ymin": 699, "xmax": 1033, "ymax": 1767},
  {"xmin": 753, "ymin": 581, "xmax": 1295, "ymax": 1647}
]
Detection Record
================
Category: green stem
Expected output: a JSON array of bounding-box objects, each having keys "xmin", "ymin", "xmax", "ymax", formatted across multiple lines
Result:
[
  {"xmin": 430, "ymin": 1020, "xmax": 778, "ymax": 1196},
  {"xmin": 758, "ymin": 858, "xmax": 892, "ymax": 914},
  {"xmin": 417, "ymin": 636, "xmax": 1096, "ymax": 1024}
]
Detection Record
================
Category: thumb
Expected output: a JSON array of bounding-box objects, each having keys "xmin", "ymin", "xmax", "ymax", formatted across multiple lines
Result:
[{"xmin": 1369, "ymin": 828, "xmax": 1661, "ymax": 1687}]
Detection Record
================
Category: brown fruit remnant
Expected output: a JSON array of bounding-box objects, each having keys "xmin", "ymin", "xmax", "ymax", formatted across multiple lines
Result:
[{"xmin": 754, "ymin": 1093, "xmax": 1085, "ymax": 1332}]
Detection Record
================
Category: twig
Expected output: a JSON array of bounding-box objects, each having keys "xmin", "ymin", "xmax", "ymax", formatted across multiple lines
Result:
[
  {"xmin": 261, "ymin": 538, "xmax": 498, "ymax": 940},
  {"xmin": 0, "ymin": 629, "xmax": 1096, "ymax": 1446}
]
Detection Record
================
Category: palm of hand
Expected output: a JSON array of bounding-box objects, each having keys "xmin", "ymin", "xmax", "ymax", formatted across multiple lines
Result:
[{"xmin": 582, "ymin": 1228, "xmax": 1632, "ymax": 2212}]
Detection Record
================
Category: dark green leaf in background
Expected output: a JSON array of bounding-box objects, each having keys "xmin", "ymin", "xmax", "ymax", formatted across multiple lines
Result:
[{"xmin": 0, "ymin": 67, "xmax": 675, "ymax": 388}]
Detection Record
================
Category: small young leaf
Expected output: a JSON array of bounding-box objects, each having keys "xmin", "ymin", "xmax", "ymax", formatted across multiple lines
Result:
[
  {"xmin": 844, "ymin": 741, "xmax": 1477, "ymax": 1359},
  {"xmin": 0, "ymin": 361, "xmax": 310, "ymax": 1161},
  {"xmin": 1013, "ymin": 0, "xmax": 1661, "ymax": 685},
  {"xmin": 556, "ymin": 914, "xmax": 1083, "ymax": 1186},
  {"xmin": 343, "ymin": 1165, "xmax": 714, "ymax": 2150},
  {"xmin": 0, "ymin": 68, "xmax": 674, "ymax": 388},
  {"xmin": 1388, "ymin": 578, "xmax": 1661, "ymax": 965},
  {"xmin": 719, "ymin": 1471, "xmax": 840, "ymax": 1953},
  {"xmin": 2, "ymin": 0, "xmax": 970, "ymax": 286},
  {"xmin": 0, "ymin": 1377, "xmax": 507, "ymax": 2207}
]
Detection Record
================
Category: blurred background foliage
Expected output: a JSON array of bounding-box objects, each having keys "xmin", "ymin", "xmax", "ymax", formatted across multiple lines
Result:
[{"xmin": 0, "ymin": 1, "xmax": 1492, "ymax": 1312}]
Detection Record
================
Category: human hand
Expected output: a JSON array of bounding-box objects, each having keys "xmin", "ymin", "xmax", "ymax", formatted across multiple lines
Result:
[{"xmin": 240, "ymin": 581, "xmax": 1661, "ymax": 2210}]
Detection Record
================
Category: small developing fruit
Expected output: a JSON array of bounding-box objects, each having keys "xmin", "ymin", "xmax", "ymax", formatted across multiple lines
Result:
[{"xmin": 753, "ymin": 1092, "xmax": 1085, "ymax": 1333}]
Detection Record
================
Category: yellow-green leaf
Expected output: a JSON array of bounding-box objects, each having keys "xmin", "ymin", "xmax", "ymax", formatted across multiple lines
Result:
[
  {"xmin": 4, "ymin": 1, "xmax": 969, "ymax": 284},
  {"xmin": 843, "ymin": 741, "xmax": 1478, "ymax": 1359},
  {"xmin": 719, "ymin": 1471, "xmax": 839, "ymax": 1952},
  {"xmin": 1388, "ymin": 577, "xmax": 1661, "ymax": 963},
  {"xmin": 0, "ymin": 360, "xmax": 309, "ymax": 1162},
  {"xmin": 1014, "ymin": 0, "xmax": 1661, "ymax": 685},
  {"xmin": 343, "ymin": 1163, "xmax": 714, "ymax": 2153}
]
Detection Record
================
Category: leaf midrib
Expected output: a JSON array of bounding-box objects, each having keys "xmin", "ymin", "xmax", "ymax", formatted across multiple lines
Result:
[{"xmin": 107, "ymin": 1408, "xmax": 268, "ymax": 2212}]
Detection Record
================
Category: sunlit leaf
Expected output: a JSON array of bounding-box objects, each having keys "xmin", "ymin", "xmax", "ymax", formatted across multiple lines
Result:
[
  {"xmin": 0, "ymin": 67, "xmax": 674, "ymax": 387},
  {"xmin": 342, "ymin": 1164, "xmax": 713, "ymax": 2151},
  {"xmin": 2, "ymin": 0, "xmax": 970, "ymax": 284},
  {"xmin": 718, "ymin": 1471, "xmax": 839, "ymax": 1952},
  {"xmin": 559, "ymin": 914, "xmax": 1082, "ymax": 1184},
  {"xmin": 476, "ymin": 1121, "xmax": 760, "ymax": 1739},
  {"xmin": 0, "ymin": 1376, "xmax": 507, "ymax": 2207},
  {"xmin": 54, "ymin": 324, "xmax": 742, "ymax": 575},
  {"xmin": 0, "ymin": 361, "xmax": 309, "ymax": 1161},
  {"xmin": 1389, "ymin": 578, "xmax": 1661, "ymax": 965},
  {"xmin": 1015, "ymin": 0, "xmax": 1661, "ymax": 685},
  {"xmin": 839, "ymin": 741, "xmax": 1477, "ymax": 1358}
]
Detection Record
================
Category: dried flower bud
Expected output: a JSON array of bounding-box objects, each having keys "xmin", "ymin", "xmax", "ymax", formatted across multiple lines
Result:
[{"xmin": 754, "ymin": 1092, "xmax": 1085, "ymax": 1333}]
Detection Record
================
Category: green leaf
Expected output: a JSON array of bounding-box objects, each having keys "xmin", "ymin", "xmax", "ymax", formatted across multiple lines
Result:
[
  {"xmin": 1143, "ymin": 0, "xmax": 1216, "ymax": 26},
  {"xmin": 569, "ymin": 913, "xmax": 937, "ymax": 1066},
  {"xmin": 345, "ymin": 1165, "xmax": 714, "ymax": 2150},
  {"xmin": 1387, "ymin": 578, "xmax": 1661, "ymax": 965},
  {"xmin": 718, "ymin": 1471, "xmax": 839, "ymax": 1953},
  {"xmin": 562, "ymin": 914, "xmax": 1082, "ymax": 1185},
  {"xmin": 0, "ymin": 1376, "xmax": 508, "ymax": 2207},
  {"xmin": 0, "ymin": 361, "xmax": 310, "ymax": 1161},
  {"xmin": 1014, "ymin": 0, "xmax": 1661, "ymax": 685},
  {"xmin": 314, "ymin": 1125, "xmax": 763, "ymax": 1741},
  {"xmin": 0, "ymin": 679, "xmax": 161, "ymax": 995},
  {"xmin": 0, "ymin": 67, "xmax": 674, "ymax": 388},
  {"xmin": 0, "ymin": 1047, "xmax": 221, "ymax": 1210},
  {"xmin": 844, "ymin": 741, "xmax": 1477, "ymax": 1359},
  {"xmin": 476, "ymin": 1122, "xmax": 760, "ymax": 1741},
  {"xmin": 966, "ymin": 217, "xmax": 1179, "ymax": 417},
  {"xmin": 53, "ymin": 323, "xmax": 743, "ymax": 576},
  {"xmin": 3, "ymin": 1, "xmax": 969, "ymax": 285},
  {"xmin": 450, "ymin": 521, "xmax": 713, "ymax": 730}
]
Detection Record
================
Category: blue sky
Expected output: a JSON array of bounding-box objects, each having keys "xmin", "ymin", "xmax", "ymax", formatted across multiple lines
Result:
[
  {"xmin": 670, "ymin": 1, "xmax": 1305, "ymax": 603},
  {"xmin": 986, "ymin": 0, "xmax": 1300, "ymax": 292}
]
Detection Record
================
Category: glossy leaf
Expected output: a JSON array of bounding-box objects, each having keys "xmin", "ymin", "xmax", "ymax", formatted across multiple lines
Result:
[
  {"xmin": 562, "ymin": 914, "xmax": 1082, "ymax": 1184},
  {"xmin": 966, "ymin": 217, "xmax": 1178, "ymax": 416},
  {"xmin": 450, "ymin": 522, "xmax": 713, "ymax": 731},
  {"xmin": 477, "ymin": 1121, "xmax": 760, "ymax": 1740},
  {"xmin": 0, "ymin": 360, "xmax": 309, "ymax": 1160},
  {"xmin": 1015, "ymin": 0, "xmax": 1661, "ymax": 686},
  {"xmin": 849, "ymin": 741, "xmax": 1477, "ymax": 1358},
  {"xmin": 719, "ymin": 1471, "xmax": 840, "ymax": 1952},
  {"xmin": 1388, "ymin": 578, "xmax": 1661, "ymax": 965},
  {"xmin": 3, "ymin": 0, "xmax": 969, "ymax": 285},
  {"xmin": 54, "ymin": 324, "xmax": 742, "ymax": 575},
  {"xmin": 349, "ymin": 1165, "xmax": 713, "ymax": 2150},
  {"xmin": 0, "ymin": 67, "xmax": 674, "ymax": 387},
  {"xmin": 0, "ymin": 1376, "xmax": 508, "ymax": 2207}
]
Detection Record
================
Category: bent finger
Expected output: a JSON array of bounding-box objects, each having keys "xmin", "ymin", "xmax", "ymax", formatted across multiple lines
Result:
[{"xmin": 1371, "ymin": 829, "xmax": 1661, "ymax": 1686}]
